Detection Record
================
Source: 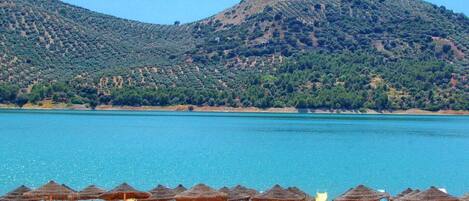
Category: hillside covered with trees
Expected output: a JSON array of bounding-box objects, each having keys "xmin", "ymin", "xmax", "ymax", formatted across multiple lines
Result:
[{"xmin": 0, "ymin": 0, "xmax": 468, "ymax": 111}]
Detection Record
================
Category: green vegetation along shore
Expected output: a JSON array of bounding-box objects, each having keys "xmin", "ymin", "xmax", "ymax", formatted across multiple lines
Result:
[{"xmin": 1, "ymin": 52, "xmax": 467, "ymax": 112}]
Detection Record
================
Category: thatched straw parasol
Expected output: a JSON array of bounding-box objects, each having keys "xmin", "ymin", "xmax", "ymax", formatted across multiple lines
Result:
[
  {"xmin": 174, "ymin": 184, "xmax": 227, "ymax": 201},
  {"xmin": 287, "ymin": 187, "xmax": 314, "ymax": 201},
  {"xmin": 219, "ymin": 187, "xmax": 230, "ymax": 194},
  {"xmin": 398, "ymin": 190, "xmax": 421, "ymax": 201},
  {"xmin": 232, "ymin": 185, "xmax": 257, "ymax": 199},
  {"xmin": 78, "ymin": 185, "xmax": 106, "ymax": 200},
  {"xmin": 173, "ymin": 185, "xmax": 186, "ymax": 195},
  {"xmin": 144, "ymin": 185, "xmax": 176, "ymax": 201},
  {"xmin": 391, "ymin": 188, "xmax": 414, "ymax": 201},
  {"xmin": 333, "ymin": 185, "xmax": 390, "ymax": 201},
  {"xmin": 397, "ymin": 187, "xmax": 458, "ymax": 201},
  {"xmin": 62, "ymin": 185, "xmax": 77, "ymax": 193},
  {"xmin": 395, "ymin": 189, "xmax": 413, "ymax": 199},
  {"xmin": 99, "ymin": 183, "xmax": 150, "ymax": 201},
  {"xmin": 24, "ymin": 181, "xmax": 75, "ymax": 201},
  {"xmin": 252, "ymin": 185, "xmax": 304, "ymax": 201},
  {"xmin": 219, "ymin": 185, "xmax": 257, "ymax": 201},
  {"xmin": 61, "ymin": 184, "xmax": 80, "ymax": 200},
  {"xmin": 0, "ymin": 185, "xmax": 36, "ymax": 201}
]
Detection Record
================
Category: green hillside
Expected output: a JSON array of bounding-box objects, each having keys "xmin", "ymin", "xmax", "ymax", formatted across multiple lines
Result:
[{"xmin": 0, "ymin": 0, "xmax": 468, "ymax": 110}]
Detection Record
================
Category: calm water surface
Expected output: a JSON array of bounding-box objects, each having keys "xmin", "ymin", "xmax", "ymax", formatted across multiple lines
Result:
[{"xmin": 0, "ymin": 110, "xmax": 468, "ymax": 197}]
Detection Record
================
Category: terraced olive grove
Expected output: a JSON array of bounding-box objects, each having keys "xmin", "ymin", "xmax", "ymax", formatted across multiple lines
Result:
[{"xmin": 0, "ymin": 0, "xmax": 468, "ymax": 110}]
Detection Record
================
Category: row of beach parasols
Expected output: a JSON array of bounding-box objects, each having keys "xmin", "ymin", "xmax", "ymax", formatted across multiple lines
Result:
[{"xmin": 1, "ymin": 181, "xmax": 467, "ymax": 201}]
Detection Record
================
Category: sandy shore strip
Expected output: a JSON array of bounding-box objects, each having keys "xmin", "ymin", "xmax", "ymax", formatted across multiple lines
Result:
[{"xmin": 0, "ymin": 103, "xmax": 468, "ymax": 115}]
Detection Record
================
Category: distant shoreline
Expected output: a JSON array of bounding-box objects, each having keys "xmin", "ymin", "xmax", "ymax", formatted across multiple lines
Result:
[{"xmin": 0, "ymin": 103, "xmax": 468, "ymax": 115}]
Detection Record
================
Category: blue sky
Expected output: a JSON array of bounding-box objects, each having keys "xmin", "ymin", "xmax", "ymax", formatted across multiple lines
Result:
[
  {"xmin": 61, "ymin": 0, "xmax": 468, "ymax": 25},
  {"xmin": 62, "ymin": 0, "xmax": 240, "ymax": 24}
]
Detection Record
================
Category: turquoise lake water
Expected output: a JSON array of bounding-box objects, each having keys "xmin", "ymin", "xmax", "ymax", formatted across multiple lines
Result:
[{"xmin": 0, "ymin": 110, "xmax": 468, "ymax": 197}]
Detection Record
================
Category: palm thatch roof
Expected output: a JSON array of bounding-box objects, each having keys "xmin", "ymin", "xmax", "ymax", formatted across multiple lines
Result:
[
  {"xmin": 173, "ymin": 185, "xmax": 187, "ymax": 194},
  {"xmin": 78, "ymin": 185, "xmax": 106, "ymax": 200},
  {"xmin": 61, "ymin": 185, "xmax": 77, "ymax": 193},
  {"xmin": 252, "ymin": 185, "xmax": 304, "ymax": 201},
  {"xmin": 24, "ymin": 181, "xmax": 75, "ymax": 200},
  {"xmin": 397, "ymin": 187, "xmax": 458, "ymax": 201},
  {"xmin": 334, "ymin": 185, "xmax": 389, "ymax": 201},
  {"xmin": 218, "ymin": 185, "xmax": 257, "ymax": 201},
  {"xmin": 98, "ymin": 183, "xmax": 150, "ymax": 200},
  {"xmin": 287, "ymin": 187, "xmax": 314, "ymax": 201},
  {"xmin": 231, "ymin": 185, "xmax": 258, "ymax": 201},
  {"xmin": 144, "ymin": 185, "xmax": 176, "ymax": 201},
  {"xmin": 395, "ymin": 189, "xmax": 413, "ymax": 199},
  {"xmin": 219, "ymin": 187, "xmax": 230, "ymax": 193},
  {"xmin": 232, "ymin": 185, "xmax": 257, "ymax": 196},
  {"xmin": 391, "ymin": 188, "xmax": 415, "ymax": 201},
  {"xmin": 399, "ymin": 190, "xmax": 421, "ymax": 200},
  {"xmin": 174, "ymin": 184, "xmax": 227, "ymax": 201},
  {"xmin": 0, "ymin": 185, "xmax": 36, "ymax": 201}
]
